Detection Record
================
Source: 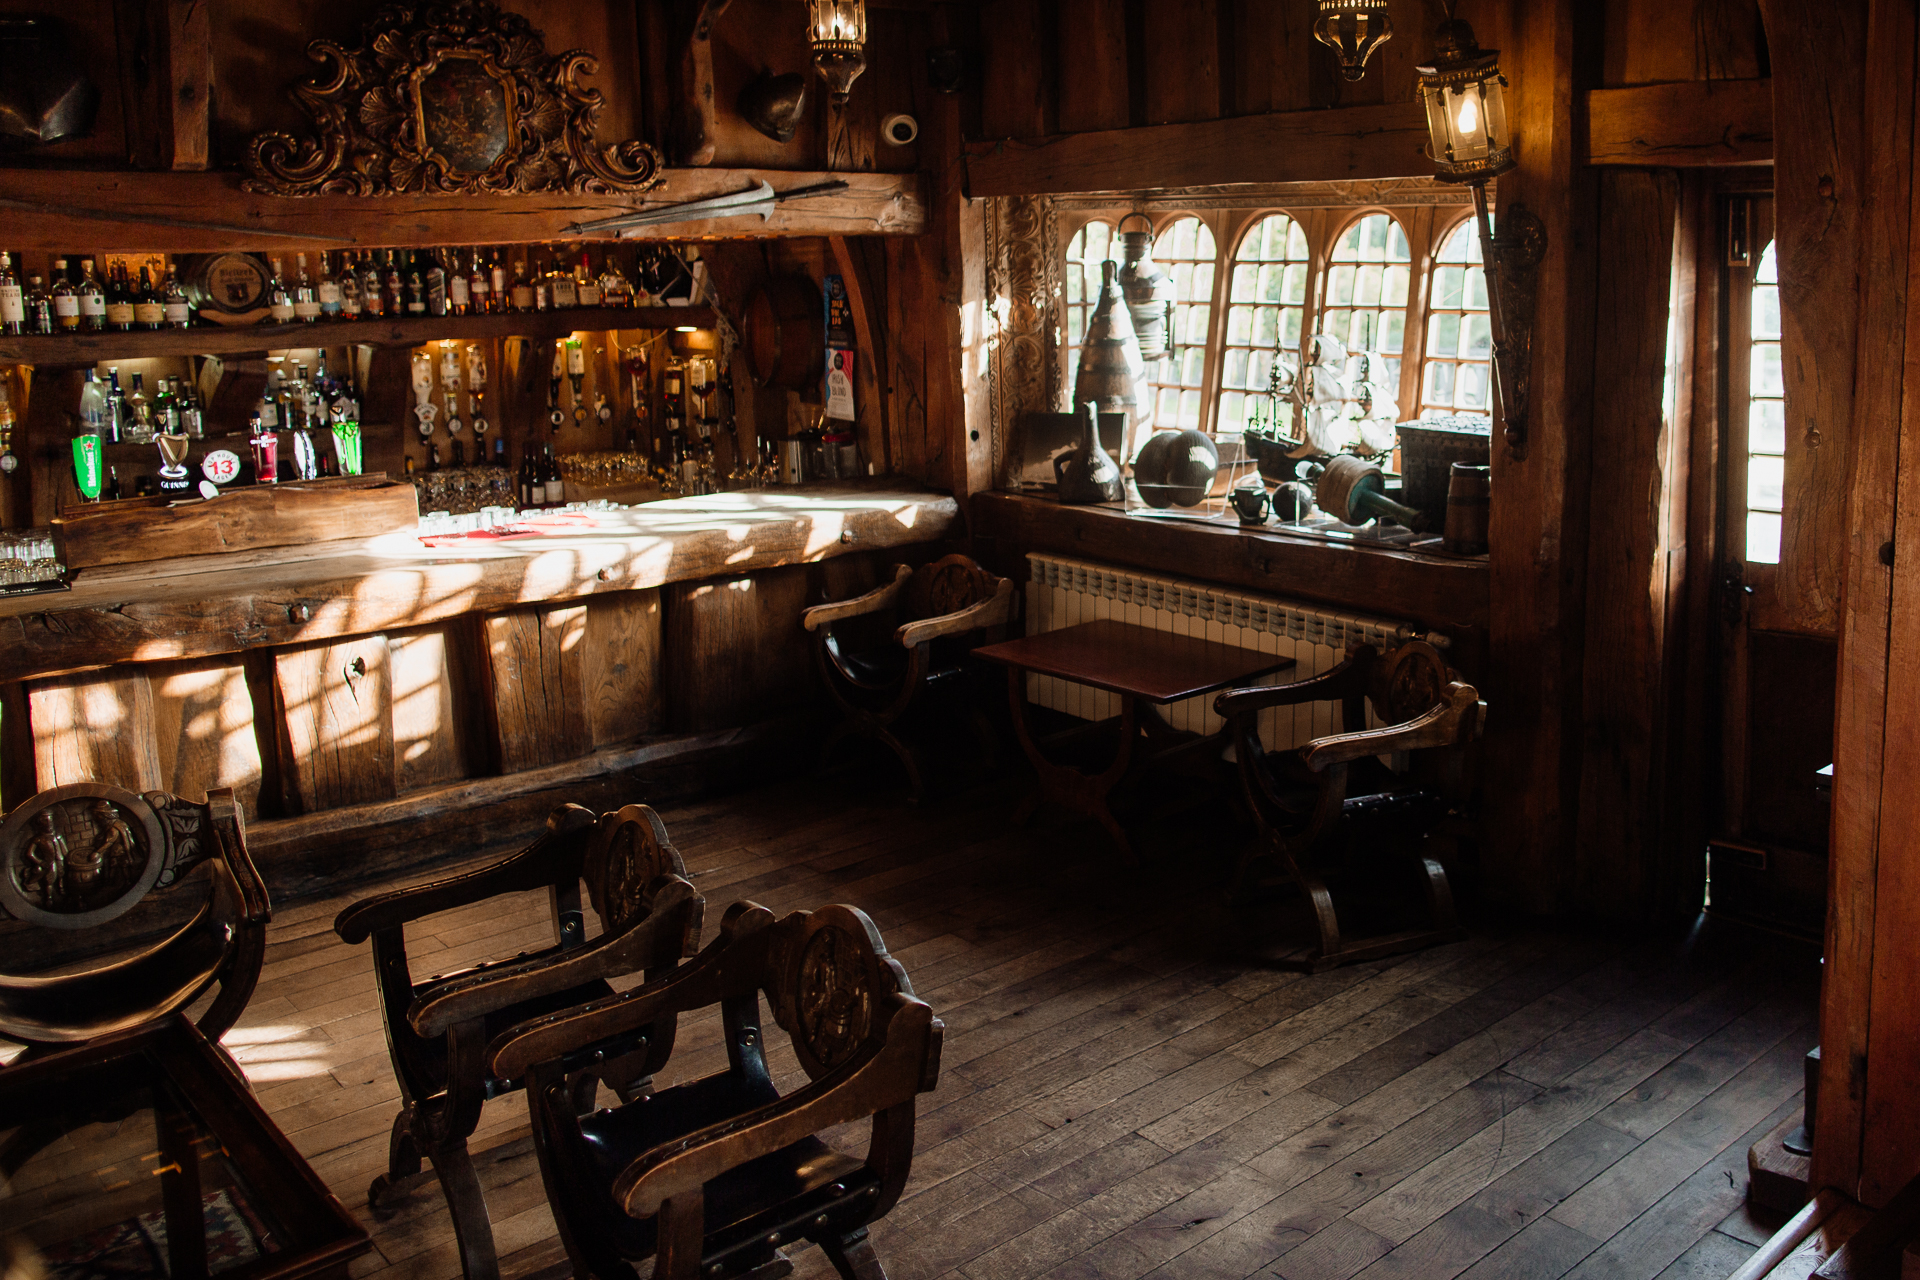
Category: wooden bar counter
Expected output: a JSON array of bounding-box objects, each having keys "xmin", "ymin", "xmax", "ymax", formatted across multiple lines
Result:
[{"xmin": 0, "ymin": 487, "xmax": 959, "ymax": 894}]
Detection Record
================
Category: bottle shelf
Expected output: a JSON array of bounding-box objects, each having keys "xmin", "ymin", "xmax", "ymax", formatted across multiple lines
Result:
[{"xmin": 0, "ymin": 305, "xmax": 718, "ymax": 366}]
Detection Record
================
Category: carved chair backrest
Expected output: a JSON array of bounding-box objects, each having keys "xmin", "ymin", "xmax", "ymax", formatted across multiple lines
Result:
[
  {"xmin": 902, "ymin": 554, "xmax": 1003, "ymax": 626},
  {"xmin": 1361, "ymin": 640, "xmax": 1453, "ymax": 728},
  {"xmin": 758, "ymin": 903, "xmax": 928, "ymax": 1083},
  {"xmin": 0, "ymin": 784, "xmax": 268, "ymax": 1048},
  {"xmin": 582, "ymin": 804, "xmax": 689, "ymax": 937}
]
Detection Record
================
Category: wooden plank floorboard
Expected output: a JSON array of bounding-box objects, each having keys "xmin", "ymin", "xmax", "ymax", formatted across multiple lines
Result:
[{"xmin": 139, "ymin": 772, "xmax": 1817, "ymax": 1280}]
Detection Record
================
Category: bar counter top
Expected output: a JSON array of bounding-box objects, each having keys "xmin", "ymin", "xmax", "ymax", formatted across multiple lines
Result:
[{"xmin": 0, "ymin": 486, "xmax": 959, "ymax": 684}]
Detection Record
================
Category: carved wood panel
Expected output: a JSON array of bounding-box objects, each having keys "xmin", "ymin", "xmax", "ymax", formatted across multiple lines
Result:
[{"xmin": 985, "ymin": 194, "xmax": 1064, "ymax": 490}]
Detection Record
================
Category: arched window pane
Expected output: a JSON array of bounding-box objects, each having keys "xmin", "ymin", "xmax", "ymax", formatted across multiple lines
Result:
[
  {"xmin": 1324, "ymin": 213, "xmax": 1412, "ymax": 421},
  {"xmin": 1747, "ymin": 241, "xmax": 1784, "ymax": 563},
  {"xmin": 1141, "ymin": 215, "xmax": 1216, "ymax": 431},
  {"xmin": 1216, "ymin": 212, "xmax": 1311, "ymax": 428},
  {"xmin": 1418, "ymin": 216, "xmax": 1495, "ymax": 420}
]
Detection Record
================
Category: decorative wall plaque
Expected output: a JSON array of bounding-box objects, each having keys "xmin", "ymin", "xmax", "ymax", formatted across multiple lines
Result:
[{"xmin": 244, "ymin": 1, "xmax": 665, "ymax": 197}]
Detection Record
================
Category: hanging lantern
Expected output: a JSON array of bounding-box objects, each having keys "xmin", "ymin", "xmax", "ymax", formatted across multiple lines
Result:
[
  {"xmin": 1313, "ymin": 0, "xmax": 1393, "ymax": 83},
  {"xmin": 806, "ymin": 0, "xmax": 868, "ymax": 105},
  {"xmin": 1415, "ymin": 19, "xmax": 1514, "ymax": 183}
]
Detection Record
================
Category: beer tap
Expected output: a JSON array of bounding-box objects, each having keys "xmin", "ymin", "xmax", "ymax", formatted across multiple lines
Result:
[
  {"xmin": 411, "ymin": 350, "xmax": 438, "ymax": 441},
  {"xmin": 439, "ymin": 342, "xmax": 463, "ymax": 439}
]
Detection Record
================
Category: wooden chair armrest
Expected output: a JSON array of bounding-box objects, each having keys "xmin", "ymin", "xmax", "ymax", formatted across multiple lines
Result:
[
  {"xmin": 334, "ymin": 805, "xmax": 596, "ymax": 944},
  {"xmin": 802, "ymin": 565, "xmax": 911, "ymax": 632},
  {"xmin": 1213, "ymin": 657, "xmax": 1368, "ymax": 721},
  {"xmin": 1299, "ymin": 682, "xmax": 1484, "ymax": 771},
  {"xmin": 894, "ymin": 578, "xmax": 1016, "ymax": 648},
  {"xmin": 487, "ymin": 900, "xmax": 778, "ymax": 1082},
  {"xmin": 410, "ymin": 878, "xmax": 704, "ymax": 1039},
  {"xmin": 613, "ymin": 998, "xmax": 939, "ymax": 1218}
]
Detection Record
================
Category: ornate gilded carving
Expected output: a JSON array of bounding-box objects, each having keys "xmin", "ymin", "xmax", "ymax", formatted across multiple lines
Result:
[
  {"xmin": 244, "ymin": 1, "xmax": 665, "ymax": 198},
  {"xmin": 584, "ymin": 805, "xmax": 683, "ymax": 936},
  {"xmin": 985, "ymin": 195, "xmax": 1064, "ymax": 490},
  {"xmin": 0, "ymin": 784, "xmax": 167, "ymax": 929}
]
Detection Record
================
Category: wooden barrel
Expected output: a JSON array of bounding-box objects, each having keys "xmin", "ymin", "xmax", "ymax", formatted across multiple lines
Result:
[{"xmin": 1443, "ymin": 463, "xmax": 1491, "ymax": 555}]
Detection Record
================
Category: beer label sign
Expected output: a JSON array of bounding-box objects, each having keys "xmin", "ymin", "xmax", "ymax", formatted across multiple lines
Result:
[
  {"xmin": 201, "ymin": 449, "xmax": 242, "ymax": 486},
  {"xmin": 71, "ymin": 435, "xmax": 103, "ymax": 500}
]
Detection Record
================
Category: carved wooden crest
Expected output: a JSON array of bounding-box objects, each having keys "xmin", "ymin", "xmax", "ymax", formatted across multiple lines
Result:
[
  {"xmin": 583, "ymin": 805, "xmax": 686, "ymax": 936},
  {"xmin": 907, "ymin": 554, "xmax": 1000, "ymax": 623},
  {"xmin": 0, "ymin": 784, "xmax": 168, "ymax": 929},
  {"xmin": 768, "ymin": 904, "xmax": 913, "ymax": 1080},
  {"xmin": 1368, "ymin": 640, "xmax": 1450, "ymax": 725},
  {"xmin": 244, "ymin": 1, "xmax": 665, "ymax": 197}
]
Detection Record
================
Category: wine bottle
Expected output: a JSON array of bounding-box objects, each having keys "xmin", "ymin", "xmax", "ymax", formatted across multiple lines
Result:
[
  {"xmin": 24, "ymin": 276, "xmax": 53, "ymax": 335},
  {"xmin": 293, "ymin": 253, "xmax": 321, "ymax": 323},
  {"xmin": 449, "ymin": 249, "xmax": 471, "ymax": 316},
  {"xmin": 360, "ymin": 251, "xmax": 386, "ymax": 319},
  {"xmin": 406, "ymin": 252, "xmax": 427, "ymax": 315},
  {"xmin": 489, "ymin": 250, "xmax": 509, "ymax": 312},
  {"xmin": 51, "ymin": 259, "xmax": 80, "ymax": 332},
  {"xmin": 162, "ymin": 264, "xmax": 192, "ymax": 329},
  {"xmin": 0, "ymin": 252, "xmax": 27, "ymax": 336},
  {"xmin": 383, "ymin": 250, "xmax": 405, "ymax": 317},
  {"xmin": 133, "ymin": 265, "xmax": 166, "ymax": 330},
  {"xmin": 576, "ymin": 249, "xmax": 601, "ymax": 308},
  {"xmin": 77, "ymin": 259, "xmax": 106, "ymax": 331},
  {"xmin": 105, "ymin": 263, "xmax": 136, "ymax": 331},
  {"xmin": 510, "ymin": 253, "xmax": 535, "ymax": 312},
  {"xmin": 267, "ymin": 258, "xmax": 295, "ymax": 323}
]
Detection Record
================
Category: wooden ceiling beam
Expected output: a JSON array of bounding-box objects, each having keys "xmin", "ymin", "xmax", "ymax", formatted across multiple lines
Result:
[
  {"xmin": 0, "ymin": 167, "xmax": 925, "ymax": 253},
  {"xmin": 1584, "ymin": 78, "xmax": 1774, "ymax": 167}
]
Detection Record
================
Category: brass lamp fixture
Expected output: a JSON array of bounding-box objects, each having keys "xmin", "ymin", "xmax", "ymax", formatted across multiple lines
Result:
[
  {"xmin": 1416, "ymin": 11, "xmax": 1543, "ymax": 458},
  {"xmin": 1313, "ymin": 0, "xmax": 1393, "ymax": 82},
  {"xmin": 806, "ymin": 0, "xmax": 868, "ymax": 105}
]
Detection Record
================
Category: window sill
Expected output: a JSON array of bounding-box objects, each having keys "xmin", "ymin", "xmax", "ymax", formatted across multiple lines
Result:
[{"xmin": 970, "ymin": 490, "xmax": 1488, "ymax": 634}]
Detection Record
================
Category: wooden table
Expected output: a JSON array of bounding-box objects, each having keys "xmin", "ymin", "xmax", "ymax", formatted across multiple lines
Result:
[
  {"xmin": 0, "ymin": 1016, "xmax": 371, "ymax": 1280},
  {"xmin": 974, "ymin": 619, "xmax": 1294, "ymax": 860}
]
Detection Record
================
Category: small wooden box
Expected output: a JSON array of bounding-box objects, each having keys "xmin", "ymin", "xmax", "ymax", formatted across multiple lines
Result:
[{"xmin": 54, "ymin": 475, "xmax": 419, "ymax": 571}]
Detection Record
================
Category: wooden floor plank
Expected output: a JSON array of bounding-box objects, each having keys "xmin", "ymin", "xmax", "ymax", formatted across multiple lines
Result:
[{"xmin": 136, "ymin": 771, "xmax": 1817, "ymax": 1280}]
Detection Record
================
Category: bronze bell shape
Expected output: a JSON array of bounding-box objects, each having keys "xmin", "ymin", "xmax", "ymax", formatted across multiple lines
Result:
[
  {"xmin": 1117, "ymin": 220, "xmax": 1176, "ymax": 361},
  {"xmin": 1072, "ymin": 259, "xmax": 1150, "ymax": 459}
]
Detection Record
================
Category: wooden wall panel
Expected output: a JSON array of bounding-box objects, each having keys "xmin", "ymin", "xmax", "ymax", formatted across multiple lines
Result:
[
  {"xmin": 664, "ymin": 567, "xmax": 813, "ymax": 734},
  {"xmin": 148, "ymin": 659, "xmax": 263, "ymax": 817},
  {"xmin": 1755, "ymin": 0, "xmax": 1866, "ymax": 637},
  {"xmin": 484, "ymin": 606, "xmax": 592, "ymax": 773},
  {"xmin": 388, "ymin": 629, "xmax": 469, "ymax": 795},
  {"xmin": 1142, "ymin": 1, "xmax": 1222, "ymax": 125},
  {"xmin": 1603, "ymin": 0, "xmax": 1765, "ymax": 85},
  {"xmin": 1057, "ymin": 0, "xmax": 1131, "ymax": 133},
  {"xmin": 1574, "ymin": 169, "xmax": 1688, "ymax": 922},
  {"xmin": 979, "ymin": 0, "xmax": 1055, "ymax": 139},
  {"xmin": 581, "ymin": 591, "xmax": 664, "ymax": 750},
  {"xmin": 1228, "ymin": 0, "xmax": 1315, "ymax": 115},
  {"xmin": 275, "ymin": 634, "xmax": 396, "ymax": 813},
  {"xmin": 26, "ymin": 671, "xmax": 162, "ymax": 793}
]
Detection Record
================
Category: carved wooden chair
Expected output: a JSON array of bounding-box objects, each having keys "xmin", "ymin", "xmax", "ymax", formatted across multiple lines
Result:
[
  {"xmin": 488, "ymin": 900, "xmax": 942, "ymax": 1280},
  {"xmin": 802, "ymin": 553, "xmax": 1016, "ymax": 800},
  {"xmin": 0, "ymin": 783, "xmax": 269, "ymax": 1059},
  {"xmin": 333, "ymin": 804, "xmax": 705, "ymax": 1280},
  {"xmin": 1213, "ymin": 640, "xmax": 1485, "ymax": 972}
]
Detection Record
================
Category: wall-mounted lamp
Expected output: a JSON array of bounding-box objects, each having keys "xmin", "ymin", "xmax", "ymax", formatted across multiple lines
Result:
[
  {"xmin": 1417, "ymin": 14, "xmax": 1543, "ymax": 459},
  {"xmin": 806, "ymin": 0, "xmax": 867, "ymax": 105},
  {"xmin": 1313, "ymin": 0, "xmax": 1393, "ymax": 83}
]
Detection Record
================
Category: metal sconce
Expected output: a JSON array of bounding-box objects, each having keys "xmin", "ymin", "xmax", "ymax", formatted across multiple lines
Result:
[
  {"xmin": 1313, "ymin": 0, "xmax": 1394, "ymax": 82},
  {"xmin": 806, "ymin": 0, "xmax": 868, "ymax": 105},
  {"xmin": 1416, "ymin": 12, "xmax": 1544, "ymax": 458}
]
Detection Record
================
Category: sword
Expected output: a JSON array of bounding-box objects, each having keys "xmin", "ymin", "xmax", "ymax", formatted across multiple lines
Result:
[{"xmin": 569, "ymin": 180, "xmax": 849, "ymax": 235}]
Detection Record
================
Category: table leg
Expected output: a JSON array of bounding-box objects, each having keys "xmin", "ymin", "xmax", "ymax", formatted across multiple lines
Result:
[{"xmin": 1004, "ymin": 667, "xmax": 1140, "ymax": 861}]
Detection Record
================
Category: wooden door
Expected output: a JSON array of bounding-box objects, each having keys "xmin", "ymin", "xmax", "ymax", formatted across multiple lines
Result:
[{"xmin": 1711, "ymin": 193, "xmax": 1837, "ymax": 936}]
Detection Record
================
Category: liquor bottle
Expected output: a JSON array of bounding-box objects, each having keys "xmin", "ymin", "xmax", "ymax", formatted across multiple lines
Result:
[
  {"xmin": 133, "ymin": 265, "xmax": 166, "ymax": 330},
  {"xmin": 105, "ymin": 263, "xmax": 136, "ymax": 330},
  {"xmin": 425, "ymin": 250, "xmax": 448, "ymax": 317},
  {"xmin": 448, "ymin": 249, "xmax": 470, "ymax": 316},
  {"xmin": 125, "ymin": 372, "xmax": 154, "ymax": 444},
  {"xmin": 317, "ymin": 251, "xmax": 343, "ymax": 319},
  {"xmin": 76, "ymin": 368, "xmax": 110, "ymax": 437},
  {"xmin": 51, "ymin": 259, "xmax": 80, "ymax": 332},
  {"xmin": 550, "ymin": 248, "xmax": 577, "ymax": 309},
  {"xmin": 599, "ymin": 251, "xmax": 633, "ymax": 308},
  {"xmin": 293, "ymin": 253, "xmax": 321, "ymax": 323},
  {"xmin": 179, "ymin": 379, "xmax": 204, "ymax": 440},
  {"xmin": 159, "ymin": 378, "xmax": 183, "ymax": 435},
  {"xmin": 25, "ymin": 276, "xmax": 53, "ymax": 334},
  {"xmin": 267, "ymin": 258, "xmax": 295, "ymax": 323},
  {"xmin": 489, "ymin": 250, "xmax": 509, "ymax": 311},
  {"xmin": 339, "ymin": 251, "xmax": 363, "ymax": 319},
  {"xmin": 383, "ymin": 250, "xmax": 405, "ymax": 317},
  {"xmin": 510, "ymin": 254, "xmax": 535, "ymax": 312},
  {"xmin": 468, "ymin": 249, "xmax": 492, "ymax": 315},
  {"xmin": 77, "ymin": 259, "xmax": 106, "ymax": 330},
  {"xmin": 0, "ymin": 252, "xmax": 25, "ymax": 336},
  {"xmin": 533, "ymin": 249, "xmax": 553, "ymax": 311},
  {"xmin": 105, "ymin": 366, "xmax": 126, "ymax": 443},
  {"xmin": 406, "ymin": 252, "xmax": 427, "ymax": 315},
  {"xmin": 492, "ymin": 436, "xmax": 507, "ymax": 468},
  {"xmin": 162, "ymin": 264, "xmax": 192, "ymax": 329},
  {"xmin": 151, "ymin": 375, "xmax": 173, "ymax": 428},
  {"xmin": 518, "ymin": 447, "xmax": 535, "ymax": 508},
  {"xmin": 359, "ymin": 251, "xmax": 385, "ymax": 319},
  {"xmin": 250, "ymin": 411, "xmax": 278, "ymax": 484},
  {"xmin": 576, "ymin": 249, "xmax": 602, "ymax": 308}
]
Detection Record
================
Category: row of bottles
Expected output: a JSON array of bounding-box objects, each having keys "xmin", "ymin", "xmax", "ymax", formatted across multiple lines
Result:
[
  {"xmin": 0, "ymin": 244, "xmax": 703, "ymax": 334},
  {"xmin": 78, "ymin": 368, "xmax": 205, "ymax": 443}
]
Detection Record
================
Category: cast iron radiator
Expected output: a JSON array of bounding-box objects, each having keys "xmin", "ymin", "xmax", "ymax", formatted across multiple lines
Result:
[{"xmin": 1023, "ymin": 553, "xmax": 1441, "ymax": 749}]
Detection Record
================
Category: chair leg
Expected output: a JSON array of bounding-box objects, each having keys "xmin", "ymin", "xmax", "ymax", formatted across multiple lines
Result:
[
  {"xmin": 1300, "ymin": 872, "xmax": 1346, "ymax": 972},
  {"xmin": 429, "ymin": 1138, "xmax": 501, "ymax": 1280},
  {"xmin": 819, "ymin": 1228, "xmax": 889, "ymax": 1280},
  {"xmin": 873, "ymin": 727, "xmax": 927, "ymax": 802},
  {"xmin": 367, "ymin": 1108, "xmax": 427, "ymax": 1217}
]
